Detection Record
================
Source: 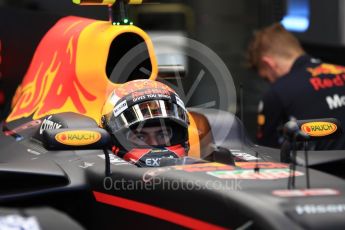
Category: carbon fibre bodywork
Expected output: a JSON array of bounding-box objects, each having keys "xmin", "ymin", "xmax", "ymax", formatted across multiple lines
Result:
[{"xmin": 1, "ymin": 111, "xmax": 345, "ymax": 230}]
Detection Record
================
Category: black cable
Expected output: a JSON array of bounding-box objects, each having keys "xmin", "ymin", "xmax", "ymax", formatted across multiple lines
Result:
[
  {"xmin": 287, "ymin": 138, "xmax": 297, "ymax": 190},
  {"xmin": 288, "ymin": 146, "xmax": 293, "ymax": 190},
  {"xmin": 291, "ymin": 139, "xmax": 296, "ymax": 189},
  {"xmin": 254, "ymin": 150, "xmax": 260, "ymax": 173},
  {"xmin": 304, "ymin": 141, "xmax": 310, "ymax": 188},
  {"xmin": 240, "ymin": 83, "xmax": 244, "ymax": 123},
  {"xmin": 103, "ymin": 149, "xmax": 111, "ymax": 177}
]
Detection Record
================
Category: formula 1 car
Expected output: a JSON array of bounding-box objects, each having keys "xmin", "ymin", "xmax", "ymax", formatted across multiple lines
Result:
[{"xmin": 1, "ymin": 1, "xmax": 345, "ymax": 229}]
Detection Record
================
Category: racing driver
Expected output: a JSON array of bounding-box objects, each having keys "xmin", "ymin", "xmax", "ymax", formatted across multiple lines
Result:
[{"xmin": 101, "ymin": 79, "xmax": 189, "ymax": 167}]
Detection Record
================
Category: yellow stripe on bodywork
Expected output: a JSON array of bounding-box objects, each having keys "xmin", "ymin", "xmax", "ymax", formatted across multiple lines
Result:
[
  {"xmin": 73, "ymin": 0, "xmax": 115, "ymax": 5},
  {"xmin": 128, "ymin": 0, "xmax": 143, "ymax": 4}
]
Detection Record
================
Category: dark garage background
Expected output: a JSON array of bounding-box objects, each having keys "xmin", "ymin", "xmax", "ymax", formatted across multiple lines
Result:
[{"xmin": 0, "ymin": 0, "xmax": 344, "ymax": 142}]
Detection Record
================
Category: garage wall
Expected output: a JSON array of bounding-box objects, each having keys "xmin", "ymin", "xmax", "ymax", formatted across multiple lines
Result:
[{"xmin": 186, "ymin": 0, "xmax": 272, "ymax": 140}]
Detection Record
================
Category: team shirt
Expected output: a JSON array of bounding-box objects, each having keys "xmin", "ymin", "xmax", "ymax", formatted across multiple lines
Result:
[{"xmin": 257, "ymin": 55, "xmax": 345, "ymax": 150}]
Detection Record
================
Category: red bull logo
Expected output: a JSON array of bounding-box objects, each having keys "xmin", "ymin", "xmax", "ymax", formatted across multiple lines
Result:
[
  {"xmin": 55, "ymin": 130, "xmax": 101, "ymax": 146},
  {"xmin": 308, "ymin": 64, "xmax": 345, "ymax": 91},
  {"xmin": 309, "ymin": 75, "xmax": 345, "ymax": 91},
  {"xmin": 301, "ymin": 122, "xmax": 337, "ymax": 137},
  {"xmin": 307, "ymin": 64, "xmax": 345, "ymax": 77}
]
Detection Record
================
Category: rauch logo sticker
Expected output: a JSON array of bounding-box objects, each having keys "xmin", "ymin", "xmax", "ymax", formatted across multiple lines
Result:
[
  {"xmin": 301, "ymin": 122, "xmax": 337, "ymax": 137},
  {"xmin": 55, "ymin": 130, "xmax": 101, "ymax": 146}
]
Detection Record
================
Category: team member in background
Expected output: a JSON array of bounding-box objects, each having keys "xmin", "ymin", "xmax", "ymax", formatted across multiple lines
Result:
[{"xmin": 246, "ymin": 23, "xmax": 345, "ymax": 150}]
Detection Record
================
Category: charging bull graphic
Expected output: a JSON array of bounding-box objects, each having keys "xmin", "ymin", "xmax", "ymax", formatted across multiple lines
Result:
[
  {"xmin": 6, "ymin": 16, "xmax": 157, "ymax": 123},
  {"xmin": 8, "ymin": 18, "xmax": 96, "ymax": 122},
  {"xmin": 307, "ymin": 64, "xmax": 345, "ymax": 77}
]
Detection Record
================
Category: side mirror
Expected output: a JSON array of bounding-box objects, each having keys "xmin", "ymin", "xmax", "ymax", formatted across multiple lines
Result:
[{"xmin": 280, "ymin": 118, "xmax": 342, "ymax": 163}]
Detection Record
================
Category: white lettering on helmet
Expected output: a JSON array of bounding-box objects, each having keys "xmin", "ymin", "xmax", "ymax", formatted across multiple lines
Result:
[
  {"xmin": 114, "ymin": 100, "xmax": 128, "ymax": 117},
  {"xmin": 175, "ymin": 94, "xmax": 186, "ymax": 110}
]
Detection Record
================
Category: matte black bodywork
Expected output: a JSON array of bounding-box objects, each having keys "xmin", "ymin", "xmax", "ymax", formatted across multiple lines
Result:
[{"xmin": 1, "ymin": 112, "xmax": 345, "ymax": 230}]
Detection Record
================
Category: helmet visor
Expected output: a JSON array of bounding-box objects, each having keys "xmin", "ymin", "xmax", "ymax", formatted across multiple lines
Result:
[
  {"xmin": 112, "ymin": 99, "xmax": 188, "ymax": 132},
  {"xmin": 125, "ymin": 126, "xmax": 173, "ymax": 146}
]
